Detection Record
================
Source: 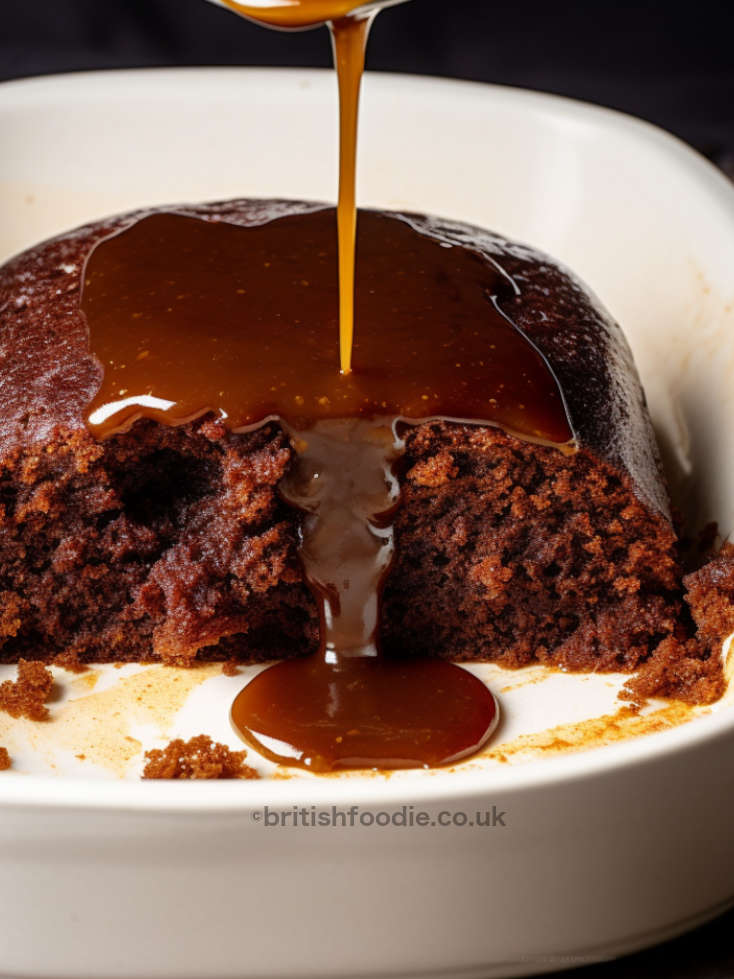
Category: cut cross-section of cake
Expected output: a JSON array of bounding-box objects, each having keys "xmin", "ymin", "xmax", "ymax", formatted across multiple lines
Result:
[{"xmin": 0, "ymin": 199, "xmax": 727, "ymax": 703}]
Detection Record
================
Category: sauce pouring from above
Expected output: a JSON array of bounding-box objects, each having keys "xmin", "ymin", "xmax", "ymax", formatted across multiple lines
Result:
[
  {"xmin": 213, "ymin": 0, "xmax": 412, "ymax": 373},
  {"xmin": 209, "ymin": 0, "xmax": 409, "ymax": 29}
]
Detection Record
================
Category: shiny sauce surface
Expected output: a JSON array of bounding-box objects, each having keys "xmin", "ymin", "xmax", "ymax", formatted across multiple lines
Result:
[
  {"xmin": 82, "ymin": 209, "xmax": 570, "ymax": 772},
  {"xmin": 84, "ymin": 210, "xmax": 570, "ymax": 443}
]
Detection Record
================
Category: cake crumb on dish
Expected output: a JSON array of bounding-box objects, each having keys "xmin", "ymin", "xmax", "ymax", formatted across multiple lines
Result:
[
  {"xmin": 141, "ymin": 734, "xmax": 259, "ymax": 780},
  {"xmin": 222, "ymin": 659, "xmax": 240, "ymax": 676},
  {"xmin": 0, "ymin": 746, "xmax": 10, "ymax": 770},
  {"xmin": 53, "ymin": 650, "xmax": 89, "ymax": 673},
  {"xmin": 623, "ymin": 542, "xmax": 734, "ymax": 705},
  {"xmin": 684, "ymin": 542, "xmax": 734, "ymax": 646},
  {"xmin": 0, "ymin": 659, "xmax": 54, "ymax": 721}
]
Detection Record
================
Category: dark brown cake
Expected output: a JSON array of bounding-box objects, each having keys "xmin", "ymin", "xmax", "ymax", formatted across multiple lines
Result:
[{"xmin": 0, "ymin": 199, "xmax": 728, "ymax": 701}]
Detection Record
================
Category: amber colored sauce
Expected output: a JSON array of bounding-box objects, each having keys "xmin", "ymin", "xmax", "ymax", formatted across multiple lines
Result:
[
  {"xmin": 331, "ymin": 15, "xmax": 372, "ymax": 372},
  {"xmin": 83, "ymin": 210, "xmax": 570, "ymax": 441},
  {"xmin": 82, "ymin": 209, "xmax": 571, "ymax": 772},
  {"xmin": 232, "ymin": 656, "xmax": 499, "ymax": 771},
  {"xmin": 219, "ymin": 0, "xmax": 377, "ymax": 373}
]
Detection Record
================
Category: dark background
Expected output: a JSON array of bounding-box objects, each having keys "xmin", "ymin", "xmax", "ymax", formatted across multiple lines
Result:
[
  {"xmin": 2, "ymin": 1, "xmax": 734, "ymax": 975},
  {"xmin": 2, "ymin": 0, "xmax": 734, "ymax": 170}
]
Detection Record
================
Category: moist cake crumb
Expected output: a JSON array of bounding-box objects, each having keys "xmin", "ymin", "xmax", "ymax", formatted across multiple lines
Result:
[
  {"xmin": 0, "ymin": 660, "xmax": 54, "ymax": 721},
  {"xmin": 141, "ymin": 734, "xmax": 259, "ymax": 779},
  {"xmin": 684, "ymin": 542, "xmax": 734, "ymax": 644},
  {"xmin": 622, "ymin": 542, "xmax": 734, "ymax": 704},
  {"xmin": 0, "ymin": 747, "xmax": 10, "ymax": 770},
  {"xmin": 623, "ymin": 635, "xmax": 726, "ymax": 705},
  {"xmin": 222, "ymin": 659, "xmax": 240, "ymax": 676},
  {"xmin": 53, "ymin": 650, "xmax": 89, "ymax": 673}
]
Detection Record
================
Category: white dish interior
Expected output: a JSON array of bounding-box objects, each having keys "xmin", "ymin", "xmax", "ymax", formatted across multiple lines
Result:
[{"xmin": 0, "ymin": 68, "xmax": 733, "ymax": 796}]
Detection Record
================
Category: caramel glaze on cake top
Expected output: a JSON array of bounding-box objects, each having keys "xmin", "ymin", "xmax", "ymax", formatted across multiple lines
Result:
[
  {"xmin": 0, "ymin": 199, "xmax": 667, "ymax": 516},
  {"xmin": 81, "ymin": 208, "xmax": 571, "ymax": 442}
]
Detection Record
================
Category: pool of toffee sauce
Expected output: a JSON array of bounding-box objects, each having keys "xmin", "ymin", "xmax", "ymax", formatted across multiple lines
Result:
[{"xmin": 81, "ymin": 208, "xmax": 573, "ymax": 772}]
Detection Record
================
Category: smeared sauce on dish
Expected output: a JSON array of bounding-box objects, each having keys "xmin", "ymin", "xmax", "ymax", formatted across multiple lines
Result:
[{"xmin": 481, "ymin": 702, "xmax": 701, "ymax": 766}]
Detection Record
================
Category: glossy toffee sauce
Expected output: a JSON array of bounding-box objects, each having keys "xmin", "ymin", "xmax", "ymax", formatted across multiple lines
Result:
[
  {"xmin": 220, "ymin": 0, "xmax": 374, "ymax": 372},
  {"xmin": 82, "ymin": 208, "xmax": 573, "ymax": 771}
]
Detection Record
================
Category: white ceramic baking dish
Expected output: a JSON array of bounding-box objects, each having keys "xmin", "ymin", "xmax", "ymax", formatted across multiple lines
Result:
[{"xmin": 1, "ymin": 69, "xmax": 733, "ymax": 979}]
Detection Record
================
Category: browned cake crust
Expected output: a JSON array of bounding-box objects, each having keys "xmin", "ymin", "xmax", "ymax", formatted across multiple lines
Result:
[{"xmin": 0, "ymin": 199, "xmax": 728, "ymax": 700}]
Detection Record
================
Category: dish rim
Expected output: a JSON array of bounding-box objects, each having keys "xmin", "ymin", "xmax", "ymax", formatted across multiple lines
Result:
[{"xmin": 1, "ymin": 66, "xmax": 733, "ymax": 811}]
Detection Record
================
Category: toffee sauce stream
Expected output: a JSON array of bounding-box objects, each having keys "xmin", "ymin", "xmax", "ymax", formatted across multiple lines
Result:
[{"xmin": 221, "ymin": 0, "xmax": 374, "ymax": 373}]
